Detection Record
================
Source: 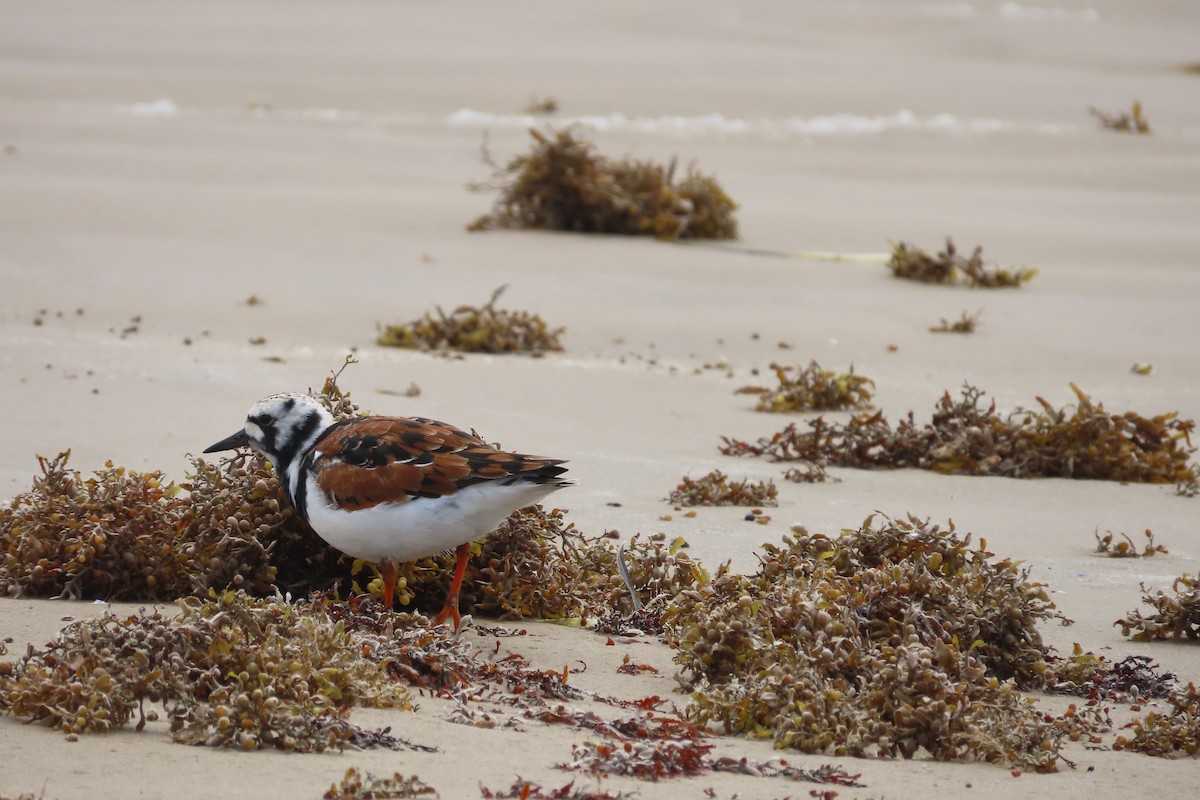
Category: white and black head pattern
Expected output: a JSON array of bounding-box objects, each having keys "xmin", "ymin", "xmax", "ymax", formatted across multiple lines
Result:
[{"xmin": 204, "ymin": 393, "xmax": 335, "ymax": 486}]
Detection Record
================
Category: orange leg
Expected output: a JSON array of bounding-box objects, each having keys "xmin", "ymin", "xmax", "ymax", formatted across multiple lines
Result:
[
  {"xmin": 432, "ymin": 542, "xmax": 471, "ymax": 630},
  {"xmin": 380, "ymin": 558, "xmax": 397, "ymax": 610}
]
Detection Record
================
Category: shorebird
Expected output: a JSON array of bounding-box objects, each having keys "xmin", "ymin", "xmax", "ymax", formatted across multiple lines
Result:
[{"xmin": 204, "ymin": 393, "xmax": 574, "ymax": 628}]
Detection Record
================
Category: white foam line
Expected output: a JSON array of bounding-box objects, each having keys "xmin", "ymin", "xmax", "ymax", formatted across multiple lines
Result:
[
  {"xmin": 123, "ymin": 100, "xmax": 1073, "ymax": 138},
  {"xmin": 918, "ymin": 3, "xmax": 1099, "ymax": 20},
  {"xmin": 998, "ymin": 2, "xmax": 1099, "ymax": 21},
  {"xmin": 447, "ymin": 108, "xmax": 1061, "ymax": 137}
]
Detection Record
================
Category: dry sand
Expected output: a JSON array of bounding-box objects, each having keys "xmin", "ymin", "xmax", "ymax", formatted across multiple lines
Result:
[{"xmin": 2, "ymin": 0, "xmax": 1198, "ymax": 797}]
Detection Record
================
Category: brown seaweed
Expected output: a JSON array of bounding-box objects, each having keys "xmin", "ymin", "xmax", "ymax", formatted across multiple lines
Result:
[
  {"xmin": 1089, "ymin": 101, "xmax": 1151, "ymax": 134},
  {"xmin": 376, "ymin": 285, "xmax": 564, "ymax": 355},
  {"xmin": 929, "ymin": 310, "xmax": 981, "ymax": 334},
  {"xmin": 0, "ymin": 592, "xmax": 413, "ymax": 751},
  {"xmin": 735, "ymin": 361, "xmax": 875, "ymax": 413},
  {"xmin": 720, "ymin": 383, "xmax": 1200, "ymax": 492},
  {"xmin": 660, "ymin": 514, "xmax": 1107, "ymax": 771},
  {"xmin": 667, "ymin": 470, "xmax": 778, "ymax": 507},
  {"xmin": 481, "ymin": 780, "xmax": 636, "ymax": 799},
  {"xmin": 1115, "ymin": 573, "xmax": 1200, "ymax": 641},
  {"xmin": 1094, "ymin": 529, "xmax": 1167, "ymax": 558},
  {"xmin": 324, "ymin": 768, "xmax": 436, "ymax": 799},
  {"xmin": 1047, "ymin": 646, "xmax": 1177, "ymax": 703},
  {"xmin": 1113, "ymin": 682, "xmax": 1199, "ymax": 758},
  {"xmin": 888, "ymin": 239, "xmax": 1036, "ymax": 288},
  {"xmin": 468, "ymin": 128, "xmax": 738, "ymax": 241},
  {"xmin": 523, "ymin": 96, "xmax": 560, "ymax": 115}
]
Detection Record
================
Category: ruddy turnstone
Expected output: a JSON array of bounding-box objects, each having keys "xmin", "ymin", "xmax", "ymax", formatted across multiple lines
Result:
[{"xmin": 203, "ymin": 393, "xmax": 574, "ymax": 628}]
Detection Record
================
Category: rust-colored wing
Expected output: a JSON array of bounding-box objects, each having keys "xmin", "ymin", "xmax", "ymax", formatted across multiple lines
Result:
[{"xmin": 309, "ymin": 416, "xmax": 567, "ymax": 511}]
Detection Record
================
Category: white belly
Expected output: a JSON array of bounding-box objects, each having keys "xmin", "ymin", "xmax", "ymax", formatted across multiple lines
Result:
[{"xmin": 302, "ymin": 473, "xmax": 568, "ymax": 562}]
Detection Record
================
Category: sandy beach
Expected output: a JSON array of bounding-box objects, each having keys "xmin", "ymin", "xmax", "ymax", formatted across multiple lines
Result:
[{"xmin": 2, "ymin": 1, "xmax": 1199, "ymax": 797}]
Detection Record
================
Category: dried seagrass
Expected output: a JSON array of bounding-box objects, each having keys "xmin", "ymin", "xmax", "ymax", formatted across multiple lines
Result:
[
  {"xmin": 661, "ymin": 514, "xmax": 1108, "ymax": 771},
  {"xmin": 468, "ymin": 127, "xmax": 738, "ymax": 241},
  {"xmin": 0, "ymin": 362, "xmax": 366, "ymax": 602},
  {"xmin": 782, "ymin": 461, "xmax": 835, "ymax": 483},
  {"xmin": 929, "ymin": 310, "xmax": 980, "ymax": 334},
  {"xmin": 481, "ymin": 780, "xmax": 636, "ymax": 800},
  {"xmin": 1113, "ymin": 683, "xmax": 1200, "ymax": 757},
  {"xmin": 386, "ymin": 505, "xmax": 593, "ymax": 621},
  {"xmin": 735, "ymin": 361, "xmax": 874, "ymax": 414},
  {"xmin": 1094, "ymin": 529, "xmax": 1167, "ymax": 558},
  {"xmin": 324, "ymin": 768, "xmax": 436, "ymax": 799},
  {"xmin": 667, "ymin": 470, "xmax": 778, "ymax": 507},
  {"xmin": 0, "ymin": 592, "xmax": 412, "ymax": 751},
  {"xmin": 1115, "ymin": 573, "xmax": 1200, "ymax": 641},
  {"xmin": 721, "ymin": 383, "xmax": 1200, "ymax": 492},
  {"xmin": 1090, "ymin": 101, "xmax": 1151, "ymax": 134},
  {"xmin": 1047, "ymin": 647, "xmax": 1177, "ymax": 703},
  {"xmin": 0, "ymin": 452, "xmax": 188, "ymax": 600},
  {"xmin": 376, "ymin": 285, "xmax": 564, "ymax": 354},
  {"xmin": 888, "ymin": 239, "xmax": 1036, "ymax": 288}
]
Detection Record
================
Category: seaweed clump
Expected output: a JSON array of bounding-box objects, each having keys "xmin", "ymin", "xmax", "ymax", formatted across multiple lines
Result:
[
  {"xmin": 929, "ymin": 310, "xmax": 981, "ymax": 334},
  {"xmin": 0, "ymin": 449, "xmax": 347, "ymax": 603},
  {"xmin": 366, "ymin": 508, "xmax": 705, "ymax": 624},
  {"xmin": 0, "ymin": 452, "xmax": 189, "ymax": 600},
  {"xmin": 0, "ymin": 362, "xmax": 371, "ymax": 602},
  {"xmin": 888, "ymin": 239, "xmax": 1036, "ymax": 288},
  {"xmin": 468, "ymin": 128, "xmax": 738, "ymax": 241},
  {"xmin": 735, "ymin": 361, "xmax": 874, "ymax": 413},
  {"xmin": 1114, "ymin": 683, "xmax": 1200, "ymax": 758},
  {"xmin": 0, "ymin": 592, "xmax": 413, "ymax": 751},
  {"xmin": 324, "ymin": 768, "xmax": 436, "ymax": 799},
  {"xmin": 662, "ymin": 514, "xmax": 1106, "ymax": 771},
  {"xmin": 721, "ymin": 383, "xmax": 1200, "ymax": 492},
  {"xmin": 1047, "ymin": 647, "xmax": 1177, "ymax": 703},
  {"xmin": 1089, "ymin": 101, "xmax": 1151, "ymax": 134},
  {"xmin": 667, "ymin": 470, "xmax": 778, "ymax": 507},
  {"xmin": 1094, "ymin": 529, "xmax": 1167, "ymax": 558},
  {"xmin": 376, "ymin": 285, "xmax": 564, "ymax": 355},
  {"xmin": 1115, "ymin": 573, "xmax": 1200, "ymax": 641}
]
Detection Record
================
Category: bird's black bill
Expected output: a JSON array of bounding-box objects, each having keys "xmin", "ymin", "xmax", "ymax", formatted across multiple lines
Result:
[{"xmin": 203, "ymin": 429, "xmax": 252, "ymax": 453}]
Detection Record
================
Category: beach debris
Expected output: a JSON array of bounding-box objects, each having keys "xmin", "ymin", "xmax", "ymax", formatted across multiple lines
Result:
[
  {"xmin": 720, "ymin": 383, "xmax": 1200, "ymax": 493},
  {"xmin": 930, "ymin": 310, "xmax": 981, "ymax": 334},
  {"xmin": 468, "ymin": 127, "xmax": 738, "ymax": 241},
  {"xmin": 0, "ymin": 592, "xmax": 413, "ymax": 751},
  {"xmin": 1089, "ymin": 101, "xmax": 1151, "ymax": 134},
  {"xmin": 558, "ymin": 713, "xmax": 863, "ymax": 786},
  {"xmin": 1131, "ymin": 362, "xmax": 1153, "ymax": 375},
  {"xmin": 1113, "ymin": 683, "xmax": 1200, "ymax": 758},
  {"xmin": 1047, "ymin": 646, "xmax": 1177, "ymax": 703},
  {"xmin": 324, "ymin": 768, "xmax": 437, "ymax": 799},
  {"xmin": 782, "ymin": 461, "xmax": 836, "ymax": 483},
  {"xmin": 888, "ymin": 239, "xmax": 1036, "ymax": 288},
  {"xmin": 661, "ymin": 514, "xmax": 1109, "ymax": 771},
  {"xmin": 1094, "ymin": 529, "xmax": 1167, "ymax": 558},
  {"xmin": 481, "ymin": 779, "xmax": 635, "ymax": 799},
  {"xmin": 523, "ymin": 96, "xmax": 559, "ymax": 115},
  {"xmin": 561, "ymin": 738, "xmax": 712, "ymax": 780},
  {"xmin": 735, "ymin": 361, "xmax": 875, "ymax": 413},
  {"xmin": 376, "ymin": 285, "xmax": 564, "ymax": 355},
  {"xmin": 667, "ymin": 470, "xmax": 778, "ymax": 507},
  {"xmin": 378, "ymin": 383, "xmax": 422, "ymax": 398},
  {"xmin": 1115, "ymin": 573, "xmax": 1200, "ymax": 641}
]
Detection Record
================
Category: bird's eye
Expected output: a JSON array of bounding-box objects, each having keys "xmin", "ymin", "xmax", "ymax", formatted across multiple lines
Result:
[{"xmin": 256, "ymin": 414, "xmax": 275, "ymax": 426}]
